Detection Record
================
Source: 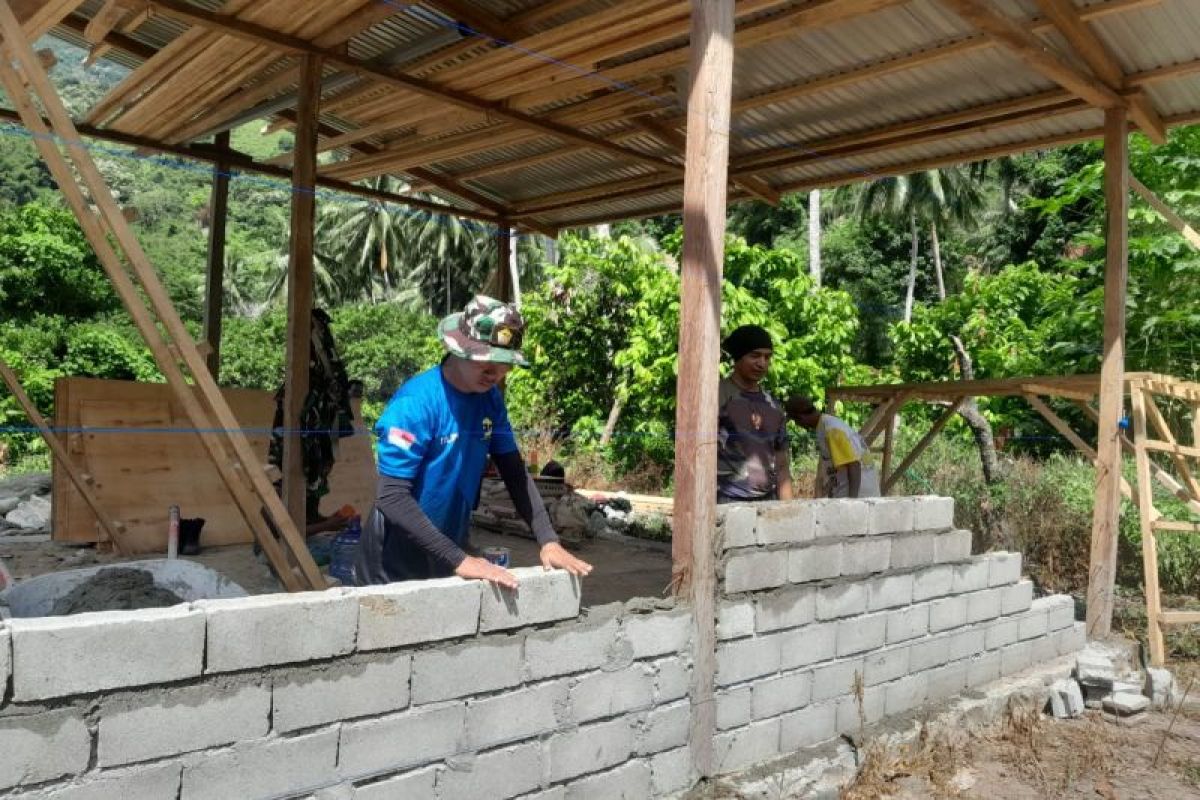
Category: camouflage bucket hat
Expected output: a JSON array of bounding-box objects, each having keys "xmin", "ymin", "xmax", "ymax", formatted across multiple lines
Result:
[{"xmin": 438, "ymin": 295, "xmax": 529, "ymax": 366}]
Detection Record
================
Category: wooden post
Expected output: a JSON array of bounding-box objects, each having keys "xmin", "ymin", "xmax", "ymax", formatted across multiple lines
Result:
[
  {"xmin": 508, "ymin": 226, "xmax": 522, "ymax": 307},
  {"xmin": 674, "ymin": 0, "xmax": 734, "ymax": 780},
  {"xmin": 203, "ymin": 130, "xmax": 231, "ymax": 380},
  {"xmin": 283, "ymin": 55, "xmax": 321, "ymax": 531},
  {"xmin": 1086, "ymin": 106, "xmax": 1129, "ymax": 638},
  {"xmin": 1130, "ymin": 382, "xmax": 1166, "ymax": 664},
  {"xmin": 495, "ymin": 221, "xmax": 513, "ymax": 302}
]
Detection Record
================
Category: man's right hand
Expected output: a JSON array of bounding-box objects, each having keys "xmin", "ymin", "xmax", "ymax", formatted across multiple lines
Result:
[{"xmin": 454, "ymin": 555, "xmax": 519, "ymax": 589}]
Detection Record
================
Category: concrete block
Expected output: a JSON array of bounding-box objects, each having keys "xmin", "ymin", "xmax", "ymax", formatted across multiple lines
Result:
[
  {"xmin": 987, "ymin": 552, "xmax": 1023, "ymax": 587},
  {"xmin": 412, "ymin": 637, "xmax": 523, "ymax": 703},
  {"xmin": 180, "ymin": 728, "xmax": 338, "ymax": 800},
  {"xmin": 951, "ymin": 559, "xmax": 990, "ymax": 594},
  {"xmin": 724, "ymin": 550, "xmax": 788, "ymax": 593},
  {"xmin": 837, "ymin": 612, "xmax": 886, "ymax": 657},
  {"xmin": 1018, "ymin": 610, "xmax": 1050, "ymax": 641},
  {"xmin": 868, "ymin": 573, "xmax": 913, "ymax": 611},
  {"xmin": 6, "ymin": 762, "xmax": 181, "ymax": 800},
  {"xmin": 948, "ymin": 627, "xmax": 986, "ymax": 662},
  {"xmin": 479, "ymin": 567, "xmax": 581, "ymax": 632},
  {"xmin": 926, "ymin": 660, "xmax": 968, "ymax": 702},
  {"xmin": 713, "ymin": 718, "xmax": 781, "ymax": 773},
  {"xmin": 526, "ymin": 617, "xmax": 620, "ymax": 680},
  {"xmin": 966, "ymin": 588, "xmax": 1004, "ymax": 624},
  {"xmin": 716, "ymin": 686, "xmax": 752, "ymax": 730},
  {"xmin": 813, "ymin": 499, "xmax": 870, "ymax": 538},
  {"xmin": 1000, "ymin": 640, "xmax": 1033, "ymax": 676},
  {"xmin": 640, "ymin": 701, "xmax": 690, "ymax": 754},
  {"xmin": 1030, "ymin": 633, "xmax": 1058, "ymax": 665},
  {"xmin": 1103, "ymin": 692, "xmax": 1150, "ymax": 716},
  {"xmin": 869, "ymin": 497, "xmax": 916, "ymax": 535},
  {"xmin": 843, "ymin": 537, "xmax": 891, "ymax": 576},
  {"xmin": 912, "ymin": 564, "xmax": 954, "ymax": 602},
  {"xmin": 273, "ymin": 656, "xmax": 409, "ymax": 733},
  {"xmin": 754, "ymin": 586, "xmax": 816, "ymax": 632},
  {"xmin": 1076, "ymin": 647, "xmax": 1116, "ymax": 688},
  {"xmin": 716, "ymin": 634, "xmax": 781, "ymax": 686},
  {"xmin": 1041, "ymin": 595, "xmax": 1076, "ymax": 631},
  {"xmin": 934, "ymin": 529, "xmax": 972, "ymax": 562},
  {"xmin": 566, "ymin": 760, "xmax": 651, "ymax": 800},
  {"xmin": 757, "ymin": 501, "xmax": 815, "ymax": 545},
  {"xmin": 908, "ymin": 634, "xmax": 951, "ymax": 673},
  {"xmin": 864, "ymin": 645, "xmax": 910, "ymax": 687},
  {"xmin": 0, "ymin": 708, "xmax": 90, "ymax": 790},
  {"xmin": 929, "ymin": 595, "xmax": 967, "ymax": 633},
  {"xmin": 1001, "ymin": 580, "xmax": 1034, "ymax": 615},
  {"xmin": 623, "ymin": 609, "xmax": 690, "ymax": 658},
  {"xmin": 354, "ymin": 767, "xmax": 439, "ymax": 800},
  {"xmin": 913, "ymin": 496, "xmax": 954, "ymax": 531},
  {"xmin": 355, "ymin": 577, "xmax": 480, "ymax": 650},
  {"xmin": 816, "ymin": 582, "xmax": 868, "ymax": 620},
  {"xmin": 779, "ymin": 702, "xmax": 837, "ymax": 750},
  {"xmin": 1048, "ymin": 678, "xmax": 1085, "ymax": 718},
  {"xmin": 10, "ymin": 605, "xmax": 204, "ymax": 700},
  {"xmin": 547, "ymin": 717, "xmax": 634, "ymax": 782},
  {"xmin": 812, "ymin": 658, "xmax": 863, "ymax": 702},
  {"xmin": 437, "ymin": 741, "xmax": 542, "ymax": 800},
  {"xmin": 654, "ymin": 657, "xmax": 690, "ymax": 703},
  {"xmin": 985, "ymin": 617, "xmax": 1020, "ymax": 651},
  {"xmin": 890, "ymin": 533, "xmax": 936, "ymax": 570},
  {"xmin": 200, "ymin": 590, "xmax": 356, "ymax": 673},
  {"xmin": 465, "ymin": 681, "xmax": 568, "ymax": 751},
  {"xmin": 779, "ymin": 622, "xmax": 837, "ymax": 670},
  {"xmin": 884, "ymin": 672, "xmax": 928, "ymax": 716},
  {"xmin": 99, "ymin": 680, "xmax": 269, "ymax": 766},
  {"xmin": 788, "ymin": 542, "xmax": 843, "ymax": 584},
  {"xmin": 718, "ymin": 600, "xmax": 755, "ymax": 640},
  {"xmin": 1145, "ymin": 668, "xmax": 1175, "ymax": 709},
  {"xmin": 967, "ymin": 651, "xmax": 1001, "ymax": 687},
  {"xmin": 1056, "ymin": 622, "xmax": 1087, "ymax": 656},
  {"xmin": 650, "ymin": 747, "xmax": 697, "ymax": 797},
  {"xmin": 571, "ymin": 664, "xmax": 653, "ymax": 722},
  {"xmin": 886, "ymin": 604, "xmax": 929, "ymax": 645},
  {"xmin": 340, "ymin": 703, "xmax": 465, "ymax": 776},
  {"xmin": 836, "ymin": 686, "xmax": 885, "ymax": 733},
  {"xmin": 718, "ymin": 503, "xmax": 758, "ymax": 549},
  {"xmin": 0, "ymin": 627, "xmax": 9, "ymax": 706},
  {"xmin": 751, "ymin": 670, "xmax": 812, "ymax": 719}
]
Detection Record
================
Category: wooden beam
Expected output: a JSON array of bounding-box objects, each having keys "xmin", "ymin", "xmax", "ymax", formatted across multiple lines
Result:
[
  {"xmin": 1131, "ymin": 385, "xmax": 1167, "ymax": 665},
  {"xmin": 1140, "ymin": 391, "xmax": 1200, "ymax": 497},
  {"xmin": 675, "ymin": 0, "xmax": 734, "ymax": 781},
  {"xmin": 883, "ymin": 398, "xmax": 967, "ymax": 493},
  {"xmin": 1160, "ymin": 610, "xmax": 1200, "ymax": 625},
  {"xmin": 282, "ymin": 54, "xmax": 321, "ymax": 532},
  {"xmin": 1025, "ymin": 393, "xmax": 1132, "ymax": 499},
  {"xmin": 203, "ymin": 131, "xmax": 231, "ymax": 381},
  {"xmin": 1131, "ymin": 176, "xmax": 1200, "ymax": 251},
  {"xmin": 637, "ymin": 116, "xmax": 780, "ymax": 205},
  {"xmin": 1086, "ymin": 106, "xmax": 1129, "ymax": 639}
]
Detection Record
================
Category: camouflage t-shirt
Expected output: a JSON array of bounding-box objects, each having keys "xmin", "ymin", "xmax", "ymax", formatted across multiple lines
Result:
[{"xmin": 716, "ymin": 378, "xmax": 788, "ymax": 500}]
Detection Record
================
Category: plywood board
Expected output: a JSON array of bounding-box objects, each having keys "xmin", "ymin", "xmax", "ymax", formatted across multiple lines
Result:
[{"xmin": 52, "ymin": 377, "xmax": 376, "ymax": 553}]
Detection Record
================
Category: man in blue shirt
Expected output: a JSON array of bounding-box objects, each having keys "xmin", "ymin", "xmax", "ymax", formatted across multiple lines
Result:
[{"xmin": 358, "ymin": 296, "xmax": 592, "ymax": 588}]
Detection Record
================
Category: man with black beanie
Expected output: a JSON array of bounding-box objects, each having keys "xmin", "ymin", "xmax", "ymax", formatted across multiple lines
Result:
[{"xmin": 716, "ymin": 324, "xmax": 793, "ymax": 503}]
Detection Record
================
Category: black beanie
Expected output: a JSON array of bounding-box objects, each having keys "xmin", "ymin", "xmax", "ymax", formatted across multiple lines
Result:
[{"xmin": 722, "ymin": 324, "xmax": 773, "ymax": 362}]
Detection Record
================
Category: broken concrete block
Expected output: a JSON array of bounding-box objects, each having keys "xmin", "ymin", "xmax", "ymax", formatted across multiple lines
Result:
[
  {"xmin": 1047, "ymin": 678, "xmax": 1084, "ymax": 719},
  {"xmin": 4, "ymin": 493, "xmax": 49, "ymax": 531},
  {"xmin": 1102, "ymin": 692, "xmax": 1150, "ymax": 716},
  {"xmin": 1075, "ymin": 649, "xmax": 1116, "ymax": 689},
  {"xmin": 1145, "ymin": 667, "xmax": 1175, "ymax": 709}
]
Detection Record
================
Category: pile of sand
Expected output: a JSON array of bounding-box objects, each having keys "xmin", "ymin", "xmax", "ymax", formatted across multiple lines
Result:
[{"xmin": 50, "ymin": 567, "xmax": 184, "ymax": 615}]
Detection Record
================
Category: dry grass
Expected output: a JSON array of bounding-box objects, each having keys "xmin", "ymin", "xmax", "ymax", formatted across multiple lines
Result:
[{"xmin": 839, "ymin": 724, "xmax": 967, "ymax": 800}]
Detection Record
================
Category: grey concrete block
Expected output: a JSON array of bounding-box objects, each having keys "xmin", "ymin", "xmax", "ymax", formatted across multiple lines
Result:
[
  {"xmin": 180, "ymin": 728, "xmax": 338, "ymax": 800},
  {"xmin": 948, "ymin": 627, "xmax": 986, "ymax": 662},
  {"xmin": 479, "ymin": 567, "xmax": 581, "ymax": 632},
  {"xmin": 967, "ymin": 651, "xmax": 1001, "ymax": 687},
  {"xmin": 814, "ymin": 499, "xmax": 870, "ymax": 538},
  {"xmin": 1002, "ymin": 580, "xmax": 1034, "ymax": 615},
  {"xmin": 718, "ymin": 504, "xmax": 758, "ymax": 550},
  {"xmin": 650, "ymin": 747, "xmax": 697, "ymax": 797},
  {"xmin": 1103, "ymin": 692, "xmax": 1150, "ymax": 716},
  {"xmin": 837, "ymin": 612, "xmax": 886, "ymax": 657},
  {"xmin": 717, "ymin": 634, "xmax": 781, "ymax": 686},
  {"xmin": 640, "ymin": 700, "xmax": 690, "ymax": 754},
  {"xmin": 912, "ymin": 564, "xmax": 954, "ymax": 602},
  {"xmin": 886, "ymin": 604, "xmax": 929, "ymax": 645},
  {"xmin": 864, "ymin": 645, "xmax": 910, "ymax": 687},
  {"xmin": 623, "ymin": 609, "xmax": 690, "ymax": 658},
  {"xmin": 99, "ymin": 680, "xmax": 269, "ymax": 766},
  {"xmin": 273, "ymin": 657, "xmax": 409, "ymax": 733},
  {"xmin": 884, "ymin": 672, "xmax": 928, "ymax": 715},
  {"xmin": 1000, "ymin": 640, "xmax": 1033, "ymax": 676},
  {"xmin": 718, "ymin": 600, "xmax": 755, "ymax": 640},
  {"xmin": 985, "ymin": 617, "xmax": 1020, "ymax": 651},
  {"xmin": 1030, "ymin": 632, "xmax": 1058, "ymax": 665},
  {"xmin": 1056, "ymin": 622, "xmax": 1086, "ymax": 656},
  {"xmin": 1018, "ymin": 610, "xmax": 1049, "ymax": 641},
  {"xmin": 868, "ymin": 573, "xmax": 913, "ymax": 611},
  {"xmin": 547, "ymin": 717, "xmax": 634, "ymax": 782},
  {"xmin": 751, "ymin": 670, "xmax": 812, "ymax": 719},
  {"xmin": 1040, "ymin": 595, "xmax": 1076, "ymax": 631},
  {"xmin": 5, "ymin": 762, "xmax": 181, "ymax": 800},
  {"xmin": 437, "ymin": 741, "xmax": 542, "ymax": 800},
  {"xmin": 929, "ymin": 595, "xmax": 967, "ymax": 633},
  {"xmin": 926, "ymin": 660, "xmax": 968, "ymax": 702},
  {"xmin": 836, "ymin": 686, "xmax": 885, "ymax": 733},
  {"xmin": 716, "ymin": 685, "xmax": 752, "ymax": 730},
  {"xmin": 869, "ymin": 497, "xmax": 916, "ymax": 535},
  {"xmin": 571, "ymin": 664, "xmax": 653, "ymax": 722},
  {"xmin": 0, "ymin": 708, "xmax": 90, "ymax": 790},
  {"xmin": 788, "ymin": 542, "xmax": 843, "ymax": 584},
  {"xmin": 812, "ymin": 658, "xmax": 863, "ymax": 702},
  {"xmin": 464, "ymin": 680, "xmax": 568, "ymax": 751},
  {"xmin": 1075, "ymin": 647, "xmax": 1116, "ymax": 688},
  {"xmin": 340, "ymin": 703, "xmax": 465, "ymax": 777},
  {"xmin": 779, "ymin": 622, "xmax": 837, "ymax": 670},
  {"xmin": 355, "ymin": 577, "xmax": 480, "ymax": 650},
  {"xmin": 201, "ymin": 590, "xmax": 356, "ymax": 674},
  {"xmin": 890, "ymin": 533, "xmax": 936, "ymax": 570},
  {"xmin": 816, "ymin": 582, "xmax": 868, "ymax": 620},
  {"xmin": 779, "ymin": 702, "xmax": 837, "ymax": 750},
  {"xmin": 934, "ymin": 529, "xmax": 972, "ymax": 563},
  {"xmin": 843, "ymin": 537, "xmax": 891, "ymax": 576},
  {"xmin": 951, "ymin": 559, "xmax": 990, "ymax": 594},
  {"xmin": 713, "ymin": 718, "xmax": 782, "ymax": 773},
  {"xmin": 966, "ymin": 587, "xmax": 1005, "ymax": 624},
  {"xmin": 653, "ymin": 657, "xmax": 690, "ymax": 703},
  {"xmin": 913, "ymin": 496, "xmax": 954, "ymax": 531},
  {"xmin": 724, "ymin": 550, "xmax": 788, "ymax": 593},
  {"xmin": 10, "ymin": 605, "xmax": 204, "ymax": 700},
  {"xmin": 1048, "ymin": 678, "xmax": 1085, "ymax": 718},
  {"xmin": 987, "ymin": 552, "xmax": 1023, "ymax": 587},
  {"xmin": 908, "ymin": 634, "xmax": 951, "ymax": 673},
  {"xmin": 413, "ymin": 637, "xmax": 523, "ymax": 703},
  {"xmin": 1145, "ymin": 668, "xmax": 1176, "ymax": 709},
  {"xmin": 526, "ymin": 617, "xmax": 620, "ymax": 680},
  {"xmin": 566, "ymin": 760, "xmax": 651, "ymax": 800},
  {"xmin": 754, "ymin": 586, "xmax": 816, "ymax": 632},
  {"xmin": 757, "ymin": 501, "xmax": 815, "ymax": 545},
  {"xmin": 354, "ymin": 767, "xmax": 439, "ymax": 800}
]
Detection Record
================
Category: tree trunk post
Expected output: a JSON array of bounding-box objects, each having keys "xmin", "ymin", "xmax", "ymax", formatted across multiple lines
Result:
[
  {"xmin": 808, "ymin": 188, "xmax": 821, "ymax": 288},
  {"xmin": 496, "ymin": 220, "xmax": 514, "ymax": 303},
  {"xmin": 931, "ymin": 219, "xmax": 946, "ymax": 301},
  {"xmin": 202, "ymin": 130, "xmax": 231, "ymax": 381},
  {"xmin": 904, "ymin": 211, "xmax": 919, "ymax": 322}
]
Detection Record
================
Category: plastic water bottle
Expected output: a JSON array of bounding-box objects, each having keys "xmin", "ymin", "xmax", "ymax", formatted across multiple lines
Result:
[{"xmin": 328, "ymin": 516, "xmax": 361, "ymax": 586}]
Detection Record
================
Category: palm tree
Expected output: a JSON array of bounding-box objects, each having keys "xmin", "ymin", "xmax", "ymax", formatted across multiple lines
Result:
[{"xmin": 314, "ymin": 176, "xmax": 412, "ymax": 304}]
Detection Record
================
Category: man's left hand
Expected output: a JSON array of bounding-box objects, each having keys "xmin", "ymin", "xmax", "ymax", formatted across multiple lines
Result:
[{"xmin": 539, "ymin": 541, "xmax": 593, "ymax": 577}]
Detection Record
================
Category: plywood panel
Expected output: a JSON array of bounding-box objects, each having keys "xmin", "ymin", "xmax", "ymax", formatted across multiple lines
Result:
[{"xmin": 52, "ymin": 377, "xmax": 376, "ymax": 553}]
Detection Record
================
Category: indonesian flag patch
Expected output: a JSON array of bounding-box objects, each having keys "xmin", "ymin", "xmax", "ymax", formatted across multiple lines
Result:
[{"xmin": 387, "ymin": 427, "xmax": 417, "ymax": 451}]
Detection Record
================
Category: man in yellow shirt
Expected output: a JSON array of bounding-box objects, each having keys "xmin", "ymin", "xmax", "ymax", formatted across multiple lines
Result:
[{"xmin": 786, "ymin": 397, "xmax": 880, "ymax": 499}]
